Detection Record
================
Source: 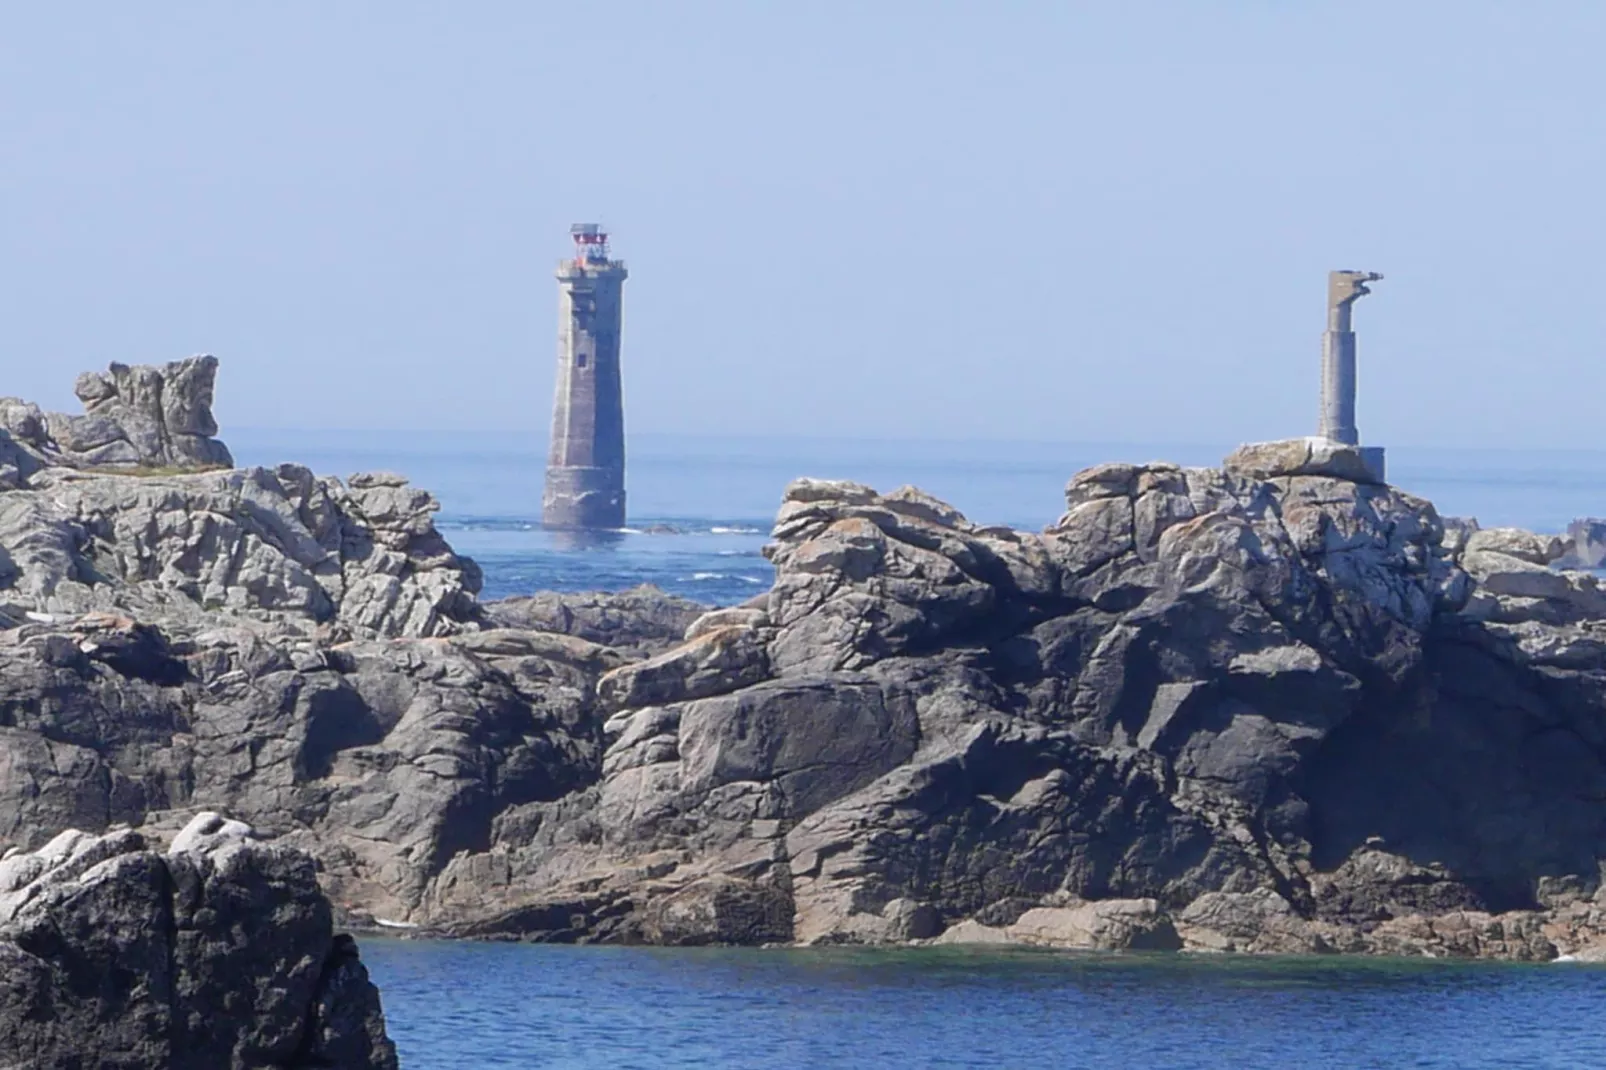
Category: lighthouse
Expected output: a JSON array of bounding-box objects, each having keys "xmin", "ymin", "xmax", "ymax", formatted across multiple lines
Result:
[{"xmin": 542, "ymin": 224, "xmax": 629, "ymax": 530}]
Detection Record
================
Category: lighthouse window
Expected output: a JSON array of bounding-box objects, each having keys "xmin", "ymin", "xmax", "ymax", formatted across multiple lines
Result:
[{"xmin": 577, "ymin": 353, "xmax": 589, "ymax": 369}]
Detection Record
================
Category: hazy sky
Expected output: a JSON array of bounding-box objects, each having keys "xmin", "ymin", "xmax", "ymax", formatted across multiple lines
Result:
[{"xmin": 2, "ymin": 3, "xmax": 1603, "ymax": 446}]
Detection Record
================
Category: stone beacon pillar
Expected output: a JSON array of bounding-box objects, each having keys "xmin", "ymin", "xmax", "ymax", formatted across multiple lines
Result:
[
  {"xmin": 543, "ymin": 224, "xmax": 629, "ymax": 530},
  {"xmin": 1318, "ymin": 269, "xmax": 1387, "ymax": 482}
]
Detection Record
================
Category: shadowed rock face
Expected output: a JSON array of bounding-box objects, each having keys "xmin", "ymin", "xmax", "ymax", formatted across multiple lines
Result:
[
  {"xmin": 0, "ymin": 814, "xmax": 396, "ymax": 1069},
  {"xmin": 4, "ymin": 399, "xmax": 1606, "ymax": 960}
]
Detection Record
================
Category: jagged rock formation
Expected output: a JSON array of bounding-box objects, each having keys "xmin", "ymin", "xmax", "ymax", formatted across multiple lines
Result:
[
  {"xmin": 417, "ymin": 441, "xmax": 1606, "ymax": 958},
  {"xmin": 1, "ymin": 357, "xmax": 233, "ymax": 473},
  {"xmin": 0, "ymin": 463, "xmax": 482, "ymax": 639},
  {"xmin": 0, "ymin": 813, "xmax": 396, "ymax": 1069},
  {"xmin": 4, "ymin": 398, "xmax": 1606, "ymax": 962}
]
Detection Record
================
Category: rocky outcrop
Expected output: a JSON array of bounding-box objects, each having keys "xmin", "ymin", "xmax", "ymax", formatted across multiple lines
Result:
[
  {"xmin": 401, "ymin": 457, "xmax": 1606, "ymax": 959},
  {"xmin": 0, "ymin": 813, "xmax": 395, "ymax": 1069},
  {"xmin": 0, "ymin": 363, "xmax": 478, "ymax": 637},
  {"xmin": 5, "ymin": 384, "xmax": 1606, "ymax": 963},
  {"xmin": 0, "ymin": 463, "xmax": 481, "ymax": 639},
  {"xmin": 1, "ymin": 357, "xmax": 233, "ymax": 473}
]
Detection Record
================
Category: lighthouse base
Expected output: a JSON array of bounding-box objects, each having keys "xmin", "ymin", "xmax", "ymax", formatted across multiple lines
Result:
[{"xmin": 542, "ymin": 466, "xmax": 626, "ymax": 530}]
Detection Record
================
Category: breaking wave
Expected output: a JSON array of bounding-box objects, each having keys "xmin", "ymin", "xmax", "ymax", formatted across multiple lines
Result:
[{"xmin": 689, "ymin": 572, "xmax": 766, "ymax": 584}]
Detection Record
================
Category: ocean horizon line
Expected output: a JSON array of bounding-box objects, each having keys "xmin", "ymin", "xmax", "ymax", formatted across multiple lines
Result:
[{"xmin": 225, "ymin": 426, "xmax": 1606, "ymax": 460}]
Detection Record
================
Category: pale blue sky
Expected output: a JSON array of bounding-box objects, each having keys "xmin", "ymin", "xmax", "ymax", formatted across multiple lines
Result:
[{"xmin": 2, "ymin": 3, "xmax": 1602, "ymax": 446}]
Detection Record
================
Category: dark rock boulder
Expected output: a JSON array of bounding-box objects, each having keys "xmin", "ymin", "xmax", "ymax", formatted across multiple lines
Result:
[{"xmin": 0, "ymin": 814, "xmax": 396, "ymax": 1069}]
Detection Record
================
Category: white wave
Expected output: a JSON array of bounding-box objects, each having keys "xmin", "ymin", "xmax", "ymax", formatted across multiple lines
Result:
[
  {"xmin": 710, "ymin": 526, "xmax": 763, "ymax": 535},
  {"xmin": 374, "ymin": 918, "xmax": 419, "ymax": 930},
  {"xmin": 688, "ymin": 571, "xmax": 770, "ymax": 584}
]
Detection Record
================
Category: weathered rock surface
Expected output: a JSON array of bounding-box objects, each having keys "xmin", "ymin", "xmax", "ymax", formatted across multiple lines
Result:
[
  {"xmin": 0, "ymin": 462, "xmax": 481, "ymax": 638},
  {"xmin": 1222, "ymin": 436, "xmax": 1382, "ymax": 484},
  {"xmin": 5, "ymin": 367, "xmax": 1606, "ymax": 963},
  {"xmin": 0, "ymin": 813, "xmax": 395, "ymax": 1069},
  {"xmin": 1, "ymin": 357, "xmax": 233, "ymax": 473},
  {"xmin": 406, "ymin": 460, "xmax": 1606, "ymax": 959}
]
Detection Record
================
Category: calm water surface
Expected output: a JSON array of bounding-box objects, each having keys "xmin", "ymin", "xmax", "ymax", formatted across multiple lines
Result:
[
  {"xmin": 228, "ymin": 430, "xmax": 1606, "ymax": 1065},
  {"xmin": 364, "ymin": 940, "xmax": 1606, "ymax": 1069}
]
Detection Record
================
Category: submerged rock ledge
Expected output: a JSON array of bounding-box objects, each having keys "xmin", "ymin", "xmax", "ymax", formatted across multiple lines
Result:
[{"xmin": 2, "ymin": 369, "xmax": 1605, "ymax": 965}]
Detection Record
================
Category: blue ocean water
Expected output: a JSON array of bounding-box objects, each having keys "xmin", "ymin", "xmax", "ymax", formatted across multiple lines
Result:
[
  {"xmin": 230, "ymin": 429, "xmax": 1606, "ymax": 609},
  {"xmin": 228, "ymin": 430, "xmax": 1606, "ymax": 1067},
  {"xmin": 362, "ymin": 941, "xmax": 1606, "ymax": 1069}
]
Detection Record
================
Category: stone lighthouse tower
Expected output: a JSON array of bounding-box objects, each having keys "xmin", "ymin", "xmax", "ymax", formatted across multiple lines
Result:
[{"xmin": 543, "ymin": 224, "xmax": 628, "ymax": 529}]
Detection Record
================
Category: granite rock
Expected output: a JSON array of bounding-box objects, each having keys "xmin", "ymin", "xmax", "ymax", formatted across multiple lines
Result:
[
  {"xmin": 0, "ymin": 816, "xmax": 395, "ymax": 1069},
  {"xmin": 5, "ymin": 407, "xmax": 1606, "ymax": 963},
  {"xmin": 2, "ymin": 357, "xmax": 234, "ymax": 474},
  {"xmin": 418, "ymin": 455, "xmax": 1601, "ymax": 957},
  {"xmin": 0, "ymin": 462, "xmax": 480, "ymax": 638}
]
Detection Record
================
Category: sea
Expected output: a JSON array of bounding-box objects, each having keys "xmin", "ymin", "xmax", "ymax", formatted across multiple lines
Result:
[
  {"xmin": 362, "ymin": 942, "xmax": 1606, "ymax": 1070},
  {"xmin": 229, "ymin": 429, "xmax": 1606, "ymax": 1069}
]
